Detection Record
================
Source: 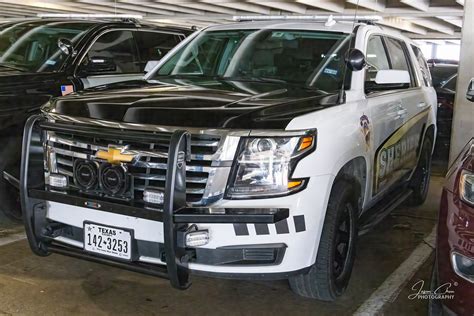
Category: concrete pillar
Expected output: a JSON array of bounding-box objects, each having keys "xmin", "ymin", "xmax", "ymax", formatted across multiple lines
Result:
[{"xmin": 449, "ymin": 0, "xmax": 474, "ymax": 164}]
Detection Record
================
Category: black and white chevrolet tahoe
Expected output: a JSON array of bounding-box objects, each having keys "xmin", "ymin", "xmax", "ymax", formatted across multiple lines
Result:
[{"xmin": 20, "ymin": 19, "xmax": 437, "ymax": 301}]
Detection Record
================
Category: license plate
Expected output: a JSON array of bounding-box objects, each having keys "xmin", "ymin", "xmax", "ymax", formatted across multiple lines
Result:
[{"xmin": 84, "ymin": 223, "xmax": 132, "ymax": 260}]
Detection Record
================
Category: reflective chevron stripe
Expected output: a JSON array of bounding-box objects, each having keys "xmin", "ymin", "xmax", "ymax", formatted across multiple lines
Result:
[{"xmin": 233, "ymin": 216, "xmax": 306, "ymax": 236}]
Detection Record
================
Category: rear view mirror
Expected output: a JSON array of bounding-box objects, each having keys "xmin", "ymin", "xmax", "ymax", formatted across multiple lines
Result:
[
  {"xmin": 467, "ymin": 78, "xmax": 474, "ymax": 102},
  {"xmin": 346, "ymin": 49, "xmax": 366, "ymax": 71},
  {"xmin": 57, "ymin": 38, "xmax": 75, "ymax": 56},
  {"xmin": 375, "ymin": 70, "xmax": 410, "ymax": 85}
]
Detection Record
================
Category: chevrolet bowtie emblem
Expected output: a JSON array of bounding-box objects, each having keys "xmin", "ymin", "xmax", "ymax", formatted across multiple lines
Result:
[{"xmin": 96, "ymin": 146, "xmax": 136, "ymax": 165}]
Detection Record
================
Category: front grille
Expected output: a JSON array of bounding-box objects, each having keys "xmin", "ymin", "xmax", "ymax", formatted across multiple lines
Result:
[{"xmin": 45, "ymin": 125, "xmax": 220, "ymax": 205}]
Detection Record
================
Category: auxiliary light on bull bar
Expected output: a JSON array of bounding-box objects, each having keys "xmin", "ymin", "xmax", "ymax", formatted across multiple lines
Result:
[
  {"xmin": 185, "ymin": 230, "xmax": 210, "ymax": 247},
  {"xmin": 48, "ymin": 174, "xmax": 68, "ymax": 189}
]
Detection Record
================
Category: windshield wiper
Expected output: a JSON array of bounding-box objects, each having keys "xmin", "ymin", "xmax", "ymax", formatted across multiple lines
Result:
[
  {"xmin": 222, "ymin": 76, "xmax": 288, "ymax": 84},
  {"xmin": 155, "ymin": 74, "xmax": 218, "ymax": 80},
  {"xmin": 221, "ymin": 76, "xmax": 320, "ymax": 91}
]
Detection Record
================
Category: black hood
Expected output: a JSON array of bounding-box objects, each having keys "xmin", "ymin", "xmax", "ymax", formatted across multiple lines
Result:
[{"xmin": 45, "ymin": 79, "xmax": 339, "ymax": 129}]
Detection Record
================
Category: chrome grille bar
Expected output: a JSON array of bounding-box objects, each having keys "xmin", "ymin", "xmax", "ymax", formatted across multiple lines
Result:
[
  {"xmin": 48, "ymin": 135, "xmax": 214, "ymax": 161},
  {"xmin": 45, "ymin": 127, "xmax": 220, "ymax": 205}
]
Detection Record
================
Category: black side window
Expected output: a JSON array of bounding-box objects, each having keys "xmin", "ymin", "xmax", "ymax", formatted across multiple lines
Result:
[
  {"xmin": 384, "ymin": 37, "xmax": 414, "ymax": 88},
  {"xmin": 81, "ymin": 30, "xmax": 140, "ymax": 75},
  {"xmin": 444, "ymin": 75, "xmax": 457, "ymax": 91},
  {"xmin": 411, "ymin": 45, "xmax": 432, "ymax": 87},
  {"xmin": 134, "ymin": 31, "xmax": 182, "ymax": 72}
]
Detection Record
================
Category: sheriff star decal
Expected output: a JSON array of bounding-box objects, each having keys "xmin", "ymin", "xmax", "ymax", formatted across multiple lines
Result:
[{"xmin": 360, "ymin": 114, "xmax": 371, "ymax": 150}]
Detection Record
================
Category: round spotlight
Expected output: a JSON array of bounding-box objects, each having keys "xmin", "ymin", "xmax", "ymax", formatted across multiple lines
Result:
[
  {"xmin": 73, "ymin": 160, "xmax": 98, "ymax": 190},
  {"xmin": 99, "ymin": 164, "xmax": 128, "ymax": 196}
]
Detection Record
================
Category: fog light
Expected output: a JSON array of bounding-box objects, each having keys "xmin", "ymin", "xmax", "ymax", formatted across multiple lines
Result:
[
  {"xmin": 143, "ymin": 189, "xmax": 165, "ymax": 205},
  {"xmin": 48, "ymin": 174, "xmax": 68, "ymax": 188},
  {"xmin": 452, "ymin": 252, "xmax": 474, "ymax": 283},
  {"xmin": 185, "ymin": 230, "xmax": 209, "ymax": 247}
]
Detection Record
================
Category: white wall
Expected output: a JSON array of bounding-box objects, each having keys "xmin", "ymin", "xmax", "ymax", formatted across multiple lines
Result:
[{"xmin": 449, "ymin": 0, "xmax": 474, "ymax": 164}]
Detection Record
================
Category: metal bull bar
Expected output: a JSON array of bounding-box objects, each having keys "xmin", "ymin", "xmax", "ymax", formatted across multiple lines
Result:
[
  {"xmin": 163, "ymin": 130, "xmax": 192, "ymax": 289},
  {"xmin": 20, "ymin": 115, "xmax": 289, "ymax": 290}
]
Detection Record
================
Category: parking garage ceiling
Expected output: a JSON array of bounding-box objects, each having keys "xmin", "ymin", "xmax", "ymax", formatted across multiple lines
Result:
[{"xmin": 0, "ymin": 0, "xmax": 464, "ymax": 38}]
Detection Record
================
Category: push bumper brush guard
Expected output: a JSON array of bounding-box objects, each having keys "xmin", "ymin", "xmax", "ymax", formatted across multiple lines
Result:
[{"xmin": 20, "ymin": 115, "xmax": 289, "ymax": 289}]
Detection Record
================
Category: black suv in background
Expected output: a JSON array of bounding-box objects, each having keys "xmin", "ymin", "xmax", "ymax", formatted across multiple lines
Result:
[
  {"xmin": 0, "ymin": 19, "xmax": 190, "ymax": 219},
  {"xmin": 429, "ymin": 62, "xmax": 458, "ymax": 171}
]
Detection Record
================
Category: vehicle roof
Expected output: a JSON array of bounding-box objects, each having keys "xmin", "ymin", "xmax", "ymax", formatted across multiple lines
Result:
[
  {"xmin": 0, "ymin": 19, "xmax": 191, "ymax": 34},
  {"xmin": 201, "ymin": 20, "xmax": 411, "ymax": 42},
  {"xmin": 202, "ymin": 20, "xmax": 360, "ymax": 33}
]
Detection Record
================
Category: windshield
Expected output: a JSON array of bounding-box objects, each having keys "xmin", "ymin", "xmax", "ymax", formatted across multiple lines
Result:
[
  {"xmin": 0, "ymin": 21, "xmax": 93, "ymax": 73},
  {"xmin": 154, "ymin": 29, "xmax": 350, "ymax": 92}
]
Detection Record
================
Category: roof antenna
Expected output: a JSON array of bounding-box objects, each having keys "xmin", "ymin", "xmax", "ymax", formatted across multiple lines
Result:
[{"xmin": 337, "ymin": 0, "xmax": 361, "ymax": 104}]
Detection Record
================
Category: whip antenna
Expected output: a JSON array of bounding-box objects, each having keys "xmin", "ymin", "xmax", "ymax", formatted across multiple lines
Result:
[{"xmin": 338, "ymin": 0, "xmax": 361, "ymax": 104}]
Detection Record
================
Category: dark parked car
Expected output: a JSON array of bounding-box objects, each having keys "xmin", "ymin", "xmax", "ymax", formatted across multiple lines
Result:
[
  {"xmin": 430, "ymin": 138, "xmax": 474, "ymax": 316},
  {"xmin": 0, "ymin": 18, "xmax": 189, "ymax": 219},
  {"xmin": 430, "ymin": 84, "xmax": 474, "ymax": 315},
  {"xmin": 429, "ymin": 63, "xmax": 458, "ymax": 169}
]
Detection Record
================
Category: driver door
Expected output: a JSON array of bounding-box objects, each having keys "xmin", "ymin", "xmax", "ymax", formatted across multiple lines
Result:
[{"xmin": 76, "ymin": 30, "xmax": 143, "ymax": 89}]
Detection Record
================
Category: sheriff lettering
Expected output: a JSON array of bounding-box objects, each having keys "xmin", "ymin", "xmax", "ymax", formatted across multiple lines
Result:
[{"xmin": 378, "ymin": 134, "xmax": 419, "ymax": 179}]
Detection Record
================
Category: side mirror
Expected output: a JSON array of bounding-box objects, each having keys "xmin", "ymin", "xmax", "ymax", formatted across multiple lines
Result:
[
  {"xmin": 79, "ymin": 57, "xmax": 117, "ymax": 76},
  {"xmin": 346, "ymin": 49, "xmax": 366, "ymax": 71},
  {"xmin": 375, "ymin": 70, "xmax": 410, "ymax": 85},
  {"xmin": 57, "ymin": 38, "xmax": 75, "ymax": 56},
  {"xmin": 467, "ymin": 78, "xmax": 474, "ymax": 102}
]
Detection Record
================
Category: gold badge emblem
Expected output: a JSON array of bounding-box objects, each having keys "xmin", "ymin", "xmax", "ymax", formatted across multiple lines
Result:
[{"xmin": 96, "ymin": 146, "xmax": 135, "ymax": 165}]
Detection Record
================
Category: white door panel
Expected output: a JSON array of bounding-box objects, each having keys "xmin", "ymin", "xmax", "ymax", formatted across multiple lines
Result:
[{"xmin": 368, "ymin": 93, "xmax": 405, "ymax": 198}]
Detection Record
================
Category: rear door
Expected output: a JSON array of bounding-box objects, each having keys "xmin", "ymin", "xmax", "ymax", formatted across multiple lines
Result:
[
  {"xmin": 365, "ymin": 35, "xmax": 407, "ymax": 197},
  {"xmin": 369, "ymin": 35, "xmax": 429, "ymax": 197},
  {"xmin": 383, "ymin": 37, "xmax": 430, "ymax": 178}
]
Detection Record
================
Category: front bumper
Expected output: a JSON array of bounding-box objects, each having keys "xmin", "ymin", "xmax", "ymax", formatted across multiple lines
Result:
[{"xmin": 21, "ymin": 116, "xmax": 327, "ymax": 289}]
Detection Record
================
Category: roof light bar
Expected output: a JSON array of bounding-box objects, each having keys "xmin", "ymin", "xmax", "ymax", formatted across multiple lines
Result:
[
  {"xmin": 37, "ymin": 14, "xmax": 143, "ymax": 19},
  {"xmin": 233, "ymin": 15, "xmax": 382, "ymax": 22}
]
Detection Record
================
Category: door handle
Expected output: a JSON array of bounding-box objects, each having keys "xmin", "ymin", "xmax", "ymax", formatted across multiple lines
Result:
[
  {"xmin": 417, "ymin": 102, "xmax": 427, "ymax": 108},
  {"xmin": 395, "ymin": 108, "xmax": 408, "ymax": 120}
]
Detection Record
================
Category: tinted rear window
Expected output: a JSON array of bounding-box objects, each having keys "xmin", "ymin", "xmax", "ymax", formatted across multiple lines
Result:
[{"xmin": 430, "ymin": 66, "xmax": 458, "ymax": 87}]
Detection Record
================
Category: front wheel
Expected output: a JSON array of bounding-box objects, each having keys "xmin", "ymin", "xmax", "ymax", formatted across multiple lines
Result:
[{"xmin": 289, "ymin": 179, "xmax": 358, "ymax": 301}]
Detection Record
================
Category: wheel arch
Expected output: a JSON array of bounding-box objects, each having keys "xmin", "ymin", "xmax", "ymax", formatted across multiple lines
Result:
[
  {"xmin": 333, "ymin": 156, "xmax": 367, "ymax": 214},
  {"xmin": 424, "ymin": 123, "xmax": 436, "ymax": 154}
]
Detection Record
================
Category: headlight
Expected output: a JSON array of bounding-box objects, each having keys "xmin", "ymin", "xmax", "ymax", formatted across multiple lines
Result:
[
  {"xmin": 225, "ymin": 132, "xmax": 316, "ymax": 199},
  {"xmin": 459, "ymin": 170, "xmax": 474, "ymax": 205},
  {"xmin": 452, "ymin": 252, "xmax": 474, "ymax": 283}
]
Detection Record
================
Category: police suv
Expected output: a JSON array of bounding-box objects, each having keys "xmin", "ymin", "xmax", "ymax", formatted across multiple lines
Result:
[{"xmin": 20, "ymin": 17, "xmax": 436, "ymax": 301}]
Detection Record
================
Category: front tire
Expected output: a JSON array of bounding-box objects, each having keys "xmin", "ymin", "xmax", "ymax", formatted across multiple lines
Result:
[{"xmin": 289, "ymin": 179, "xmax": 358, "ymax": 301}]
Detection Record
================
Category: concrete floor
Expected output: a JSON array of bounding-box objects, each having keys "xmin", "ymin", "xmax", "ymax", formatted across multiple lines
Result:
[{"xmin": 0, "ymin": 177, "xmax": 443, "ymax": 316}]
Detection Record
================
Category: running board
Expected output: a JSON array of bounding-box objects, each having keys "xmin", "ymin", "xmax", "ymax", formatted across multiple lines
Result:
[{"xmin": 358, "ymin": 189, "xmax": 413, "ymax": 236}]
